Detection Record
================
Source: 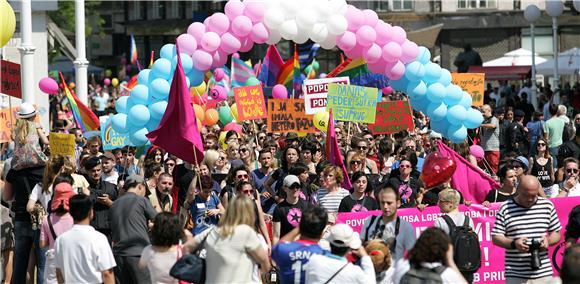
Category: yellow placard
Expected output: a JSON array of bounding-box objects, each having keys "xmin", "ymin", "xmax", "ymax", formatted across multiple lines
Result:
[
  {"xmin": 451, "ymin": 73, "xmax": 485, "ymax": 107},
  {"xmin": 49, "ymin": 132, "xmax": 76, "ymax": 157}
]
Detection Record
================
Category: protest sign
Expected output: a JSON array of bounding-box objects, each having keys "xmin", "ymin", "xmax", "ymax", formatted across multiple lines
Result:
[
  {"xmin": 368, "ymin": 101, "xmax": 414, "ymax": 134},
  {"xmin": 336, "ymin": 197, "xmax": 580, "ymax": 284},
  {"xmin": 0, "ymin": 60, "xmax": 22, "ymax": 99},
  {"xmin": 326, "ymin": 83, "xmax": 378, "ymax": 123},
  {"xmin": 233, "ymin": 85, "xmax": 267, "ymax": 120},
  {"xmin": 451, "ymin": 73, "xmax": 485, "ymax": 106},
  {"xmin": 303, "ymin": 76, "xmax": 349, "ymax": 115},
  {"xmin": 267, "ymin": 99, "xmax": 315, "ymax": 133},
  {"xmin": 0, "ymin": 107, "xmax": 17, "ymax": 143},
  {"xmin": 100, "ymin": 116, "xmax": 129, "ymax": 150},
  {"xmin": 49, "ymin": 132, "xmax": 76, "ymax": 157}
]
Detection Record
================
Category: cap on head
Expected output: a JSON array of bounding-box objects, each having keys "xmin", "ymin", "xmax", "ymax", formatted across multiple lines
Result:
[
  {"xmin": 17, "ymin": 103, "xmax": 37, "ymax": 119},
  {"xmin": 283, "ymin": 175, "xmax": 301, "ymax": 188},
  {"xmin": 51, "ymin": 182, "xmax": 77, "ymax": 211},
  {"xmin": 84, "ymin": 156, "xmax": 102, "ymax": 170},
  {"xmin": 327, "ymin": 223, "xmax": 361, "ymax": 249}
]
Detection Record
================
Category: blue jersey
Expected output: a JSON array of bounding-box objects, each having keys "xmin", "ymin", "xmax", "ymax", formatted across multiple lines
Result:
[{"xmin": 272, "ymin": 240, "xmax": 325, "ymax": 284}]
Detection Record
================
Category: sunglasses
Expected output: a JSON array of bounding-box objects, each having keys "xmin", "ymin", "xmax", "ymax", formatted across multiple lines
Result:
[
  {"xmin": 258, "ymin": 136, "xmax": 266, "ymax": 140},
  {"xmin": 219, "ymin": 156, "xmax": 226, "ymax": 161},
  {"xmin": 400, "ymin": 164, "xmax": 412, "ymax": 169},
  {"xmin": 567, "ymin": 168, "xmax": 579, "ymax": 174},
  {"xmin": 166, "ymin": 162, "xmax": 175, "ymax": 167},
  {"xmin": 289, "ymin": 184, "xmax": 301, "ymax": 190},
  {"xmin": 236, "ymin": 174, "xmax": 249, "ymax": 179},
  {"xmin": 242, "ymin": 189, "xmax": 255, "ymax": 194},
  {"xmin": 364, "ymin": 136, "xmax": 374, "ymax": 141},
  {"xmin": 358, "ymin": 146, "xmax": 368, "ymax": 150},
  {"xmin": 537, "ymin": 143, "xmax": 546, "ymax": 147},
  {"xmin": 350, "ymin": 160, "xmax": 362, "ymax": 165},
  {"xmin": 240, "ymin": 148, "xmax": 249, "ymax": 153},
  {"xmin": 510, "ymin": 164, "xmax": 523, "ymax": 169}
]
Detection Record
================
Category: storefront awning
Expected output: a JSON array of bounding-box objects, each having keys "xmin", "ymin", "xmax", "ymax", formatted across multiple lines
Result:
[{"xmin": 467, "ymin": 66, "xmax": 531, "ymax": 81}]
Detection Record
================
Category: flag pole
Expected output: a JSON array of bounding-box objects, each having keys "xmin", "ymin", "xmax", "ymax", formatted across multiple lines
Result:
[{"xmin": 346, "ymin": 121, "xmax": 351, "ymax": 152}]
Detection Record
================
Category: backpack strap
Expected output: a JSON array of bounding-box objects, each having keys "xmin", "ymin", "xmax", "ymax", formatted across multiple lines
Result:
[
  {"xmin": 392, "ymin": 216, "xmax": 401, "ymax": 251},
  {"xmin": 364, "ymin": 215, "xmax": 379, "ymax": 242},
  {"xmin": 432, "ymin": 265, "xmax": 446, "ymax": 275},
  {"xmin": 47, "ymin": 214, "xmax": 57, "ymax": 240},
  {"xmin": 462, "ymin": 215, "xmax": 471, "ymax": 227},
  {"xmin": 324, "ymin": 262, "xmax": 349, "ymax": 284},
  {"xmin": 441, "ymin": 215, "xmax": 456, "ymax": 232}
]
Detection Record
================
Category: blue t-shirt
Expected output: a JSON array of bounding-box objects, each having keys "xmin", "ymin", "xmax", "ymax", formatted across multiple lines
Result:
[
  {"xmin": 190, "ymin": 193, "xmax": 220, "ymax": 235},
  {"xmin": 272, "ymin": 240, "xmax": 325, "ymax": 284},
  {"xmin": 252, "ymin": 169, "xmax": 270, "ymax": 194}
]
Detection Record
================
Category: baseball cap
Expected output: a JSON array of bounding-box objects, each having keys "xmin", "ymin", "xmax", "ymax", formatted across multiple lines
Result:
[
  {"xmin": 327, "ymin": 223, "xmax": 362, "ymax": 249},
  {"xmin": 125, "ymin": 174, "xmax": 145, "ymax": 185},
  {"xmin": 283, "ymin": 175, "xmax": 301, "ymax": 188},
  {"xmin": 84, "ymin": 156, "xmax": 101, "ymax": 170},
  {"xmin": 100, "ymin": 152, "xmax": 115, "ymax": 161},
  {"xmin": 513, "ymin": 156, "xmax": 529, "ymax": 171},
  {"xmin": 51, "ymin": 183, "xmax": 77, "ymax": 211}
]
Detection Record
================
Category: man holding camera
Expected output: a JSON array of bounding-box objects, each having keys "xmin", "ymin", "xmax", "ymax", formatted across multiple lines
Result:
[{"xmin": 492, "ymin": 175, "xmax": 561, "ymax": 284}]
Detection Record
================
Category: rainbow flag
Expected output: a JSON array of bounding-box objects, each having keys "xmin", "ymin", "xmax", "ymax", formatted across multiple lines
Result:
[
  {"xmin": 327, "ymin": 58, "xmax": 389, "ymax": 89},
  {"xmin": 276, "ymin": 51, "xmax": 296, "ymax": 86},
  {"xmin": 258, "ymin": 45, "xmax": 284, "ymax": 87},
  {"xmin": 292, "ymin": 47, "xmax": 302, "ymax": 97},
  {"xmin": 59, "ymin": 72, "xmax": 100, "ymax": 132},
  {"xmin": 130, "ymin": 35, "xmax": 138, "ymax": 64},
  {"xmin": 149, "ymin": 50, "xmax": 155, "ymax": 68}
]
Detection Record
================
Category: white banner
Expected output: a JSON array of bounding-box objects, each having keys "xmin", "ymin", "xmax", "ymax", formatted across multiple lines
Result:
[{"xmin": 303, "ymin": 76, "xmax": 349, "ymax": 115}]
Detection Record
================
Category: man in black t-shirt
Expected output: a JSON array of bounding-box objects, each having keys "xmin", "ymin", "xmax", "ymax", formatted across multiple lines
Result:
[{"xmin": 272, "ymin": 175, "xmax": 310, "ymax": 245}]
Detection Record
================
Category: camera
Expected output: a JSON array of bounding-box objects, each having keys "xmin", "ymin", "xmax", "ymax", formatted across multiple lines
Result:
[{"xmin": 529, "ymin": 239, "xmax": 542, "ymax": 270}]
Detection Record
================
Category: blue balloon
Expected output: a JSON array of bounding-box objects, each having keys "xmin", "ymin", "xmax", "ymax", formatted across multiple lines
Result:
[
  {"xmin": 416, "ymin": 47, "xmax": 431, "ymax": 64},
  {"xmin": 430, "ymin": 119, "xmax": 448, "ymax": 135},
  {"xmin": 129, "ymin": 128, "xmax": 149, "ymax": 146},
  {"xmin": 145, "ymin": 118, "xmax": 161, "ymax": 132},
  {"xmin": 406, "ymin": 80, "xmax": 427, "ymax": 99},
  {"xmin": 150, "ymin": 78, "xmax": 170, "ymax": 100},
  {"xmin": 137, "ymin": 69, "xmax": 151, "ymax": 85},
  {"xmin": 447, "ymin": 105, "xmax": 467, "ymax": 126},
  {"xmin": 115, "ymin": 96, "xmax": 129, "ymax": 114},
  {"xmin": 464, "ymin": 108, "xmax": 484, "ymax": 129},
  {"xmin": 410, "ymin": 96, "xmax": 430, "ymax": 112},
  {"xmin": 188, "ymin": 68, "xmax": 205, "ymax": 86},
  {"xmin": 149, "ymin": 101, "xmax": 168, "ymax": 120},
  {"xmin": 438, "ymin": 69, "xmax": 452, "ymax": 86},
  {"xmin": 427, "ymin": 102, "xmax": 448, "ymax": 122},
  {"xmin": 389, "ymin": 77, "xmax": 409, "ymax": 92},
  {"xmin": 130, "ymin": 85, "xmax": 149, "ymax": 105},
  {"xmin": 447, "ymin": 124, "xmax": 468, "ymax": 144},
  {"xmin": 160, "ymin": 44, "xmax": 176, "ymax": 60},
  {"xmin": 152, "ymin": 58, "xmax": 173, "ymax": 80},
  {"xmin": 426, "ymin": 83, "xmax": 446, "ymax": 103},
  {"xmin": 443, "ymin": 84, "xmax": 463, "ymax": 106},
  {"xmin": 172, "ymin": 53, "xmax": 194, "ymax": 74},
  {"xmin": 458, "ymin": 92, "xmax": 473, "ymax": 110},
  {"xmin": 128, "ymin": 105, "xmax": 151, "ymax": 127},
  {"xmin": 111, "ymin": 113, "xmax": 129, "ymax": 134},
  {"xmin": 404, "ymin": 61, "xmax": 425, "ymax": 82},
  {"xmin": 246, "ymin": 77, "xmax": 261, "ymax": 86},
  {"xmin": 423, "ymin": 62, "xmax": 441, "ymax": 84}
]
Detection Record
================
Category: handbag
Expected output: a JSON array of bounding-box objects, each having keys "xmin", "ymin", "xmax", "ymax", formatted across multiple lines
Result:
[
  {"xmin": 170, "ymin": 229, "xmax": 212, "ymax": 283},
  {"xmin": 175, "ymin": 244, "xmax": 191, "ymax": 284}
]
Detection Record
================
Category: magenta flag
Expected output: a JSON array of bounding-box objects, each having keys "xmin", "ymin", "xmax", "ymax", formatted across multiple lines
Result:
[
  {"xmin": 146, "ymin": 45, "xmax": 204, "ymax": 164},
  {"xmin": 437, "ymin": 140, "xmax": 500, "ymax": 203},
  {"xmin": 325, "ymin": 110, "xmax": 352, "ymax": 189}
]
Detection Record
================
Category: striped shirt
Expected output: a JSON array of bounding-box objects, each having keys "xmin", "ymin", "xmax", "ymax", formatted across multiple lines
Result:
[
  {"xmin": 317, "ymin": 188, "xmax": 350, "ymax": 213},
  {"xmin": 491, "ymin": 197, "xmax": 561, "ymax": 279}
]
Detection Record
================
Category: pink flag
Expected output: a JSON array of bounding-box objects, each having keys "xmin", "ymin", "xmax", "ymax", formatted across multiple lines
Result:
[
  {"xmin": 436, "ymin": 140, "xmax": 500, "ymax": 203},
  {"xmin": 146, "ymin": 45, "xmax": 204, "ymax": 165},
  {"xmin": 325, "ymin": 110, "xmax": 352, "ymax": 189}
]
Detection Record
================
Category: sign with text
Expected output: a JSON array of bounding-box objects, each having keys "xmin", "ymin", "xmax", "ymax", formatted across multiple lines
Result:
[
  {"xmin": 0, "ymin": 107, "xmax": 17, "ymax": 143},
  {"xmin": 327, "ymin": 83, "xmax": 378, "ymax": 123},
  {"xmin": 336, "ymin": 197, "xmax": 580, "ymax": 284},
  {"xmin": 49, "ymin": 132, "xmax": 76, "ymax": 157},
  {"xmin": 233, "ymin": 85, "xmax": 267, "ymax": 120},
  {"xmin": 368, "ymin": 101, "xmax": 415, "ymax": 134},
  {"xmin": 267, "ymin": 99, "xmax": 315, "ymax": 133},
  {"xmin": 100, "ymin": 116, "xmax": 129, "ymax": 150},
  {"xmin": 303, "ymin": 76, "xmax": 350, "ymax": 115},
  {"xmin": 451, "ymin": 73, "xmax": 485, "ymax": 106},
  {"xmin": 0, "ymin": 60, "xmax": 22, "ymax": 99}
]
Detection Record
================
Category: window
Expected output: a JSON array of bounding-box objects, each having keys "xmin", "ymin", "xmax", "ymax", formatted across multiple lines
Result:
[
  {"xmin": 392, "ymin": 0, "xmax": 413, "ymax": 11},
  {"xmin": 458, "ymin": 0, "xmax": 496, "ymax": 9},
  {"xmin": 369, "ymin": 0, "xmax": 413, "ymax": 12},
  {"xmin": 370, "ymin": 0, "xmax": 389, "ymax": 12},
  {"xmin": 128, "ymin": 1, "xmax": 144, "ymax": 20}
]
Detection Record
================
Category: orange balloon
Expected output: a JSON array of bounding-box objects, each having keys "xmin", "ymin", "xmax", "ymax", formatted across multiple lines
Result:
[
  {"xmin": 68, "ymin": 82, "xmax": 76, "ymax": 89},
  {"xmin": 193, "ymin": 104, "xmax": 205, "ymax": 122},
  {"xmin": 203, "ymin": 108, "xmax": 219, "ymax": 126},
  {"xmin": 197, "ymin": 119, "xmax": 203, "ymax": 132}
]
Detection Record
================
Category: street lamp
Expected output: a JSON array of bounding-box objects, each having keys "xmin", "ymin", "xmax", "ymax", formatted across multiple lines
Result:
[
  {"xmin": 524, "ymin": 4, "xmax": 540, "ymax": 110},
  {"xmin": 545, "ymin": 0, "xmax": 563, "ymax": 95}
]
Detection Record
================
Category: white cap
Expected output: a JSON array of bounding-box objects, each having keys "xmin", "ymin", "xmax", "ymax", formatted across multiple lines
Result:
[
  {"xmin": 17, "ymin": 103, "xmax": 37, "ymax": 119},
  {"xmin": 327, "ymin": 224, "xmax": 361, "ymax": 249},
  {"xmin": 283, "ymin": 175, "xmax": 301, "ymax": 188}
]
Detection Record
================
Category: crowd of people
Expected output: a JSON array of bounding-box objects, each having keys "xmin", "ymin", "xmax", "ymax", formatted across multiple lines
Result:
[{"xmin": 0, "ymin": 78, "xmax": 580, "ymax": 284}]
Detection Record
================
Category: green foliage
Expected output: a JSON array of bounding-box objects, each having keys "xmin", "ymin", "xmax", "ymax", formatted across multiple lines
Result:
[{"xmin": 48, "ymin": 1, "xmax": 103, "ymax": 35}]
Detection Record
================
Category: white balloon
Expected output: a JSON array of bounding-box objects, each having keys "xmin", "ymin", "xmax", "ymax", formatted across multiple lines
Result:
[
  {"xmin": 314, "ymin": 0, "xmax": 333, "ymax": 20},
  {"xmin": 327, "ymin": 14, "xmax": 347, "ymax": 35},
  {"xmin": 266, "ymin": 29, "xmax": 282, "ymax": 44},
  {"xmin": 280, "ymin": 20, "xmax": 298, "ymax": 40},
  {"xmin": 281, "ymin": 0, "xmax": 298, "ymax": 18},
  {"xmin": 294, "ymin": 31, "xmax": 310, "ymax": 44},
  {"xmin": 574, "ymin": 0, "xmax": 580, "ymax": 12},
  {"xmin": 263, "ymin": 8, "xmax": 285, "ymax": 30},
  {"xmin": 320, "ymin": 35, "xmax": 337, "ymax": 50},
  {"xmin": 296, "ymin": 10, "xmax": 317, "ymax": 29},
  {"xmin": 309, "ymin": 23, "xmax": 328, "ymax": 43},
  {"xmin": 545, "ymin": 0, "xmax": 563, "ymax": 17},
  {"xmin": 330, "ymin": 0, "xmax": 348, "ymax": 14}
]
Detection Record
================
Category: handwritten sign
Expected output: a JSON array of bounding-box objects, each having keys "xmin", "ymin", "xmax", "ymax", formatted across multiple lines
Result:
[
  {"xmin": 451, "ymin": 73, "xmax": 485, "ymax": 106},
  {"xmin": 0, "ymin": 107, "xmax": 17, "ymax": 143},
  {"xmin": 233, "ymin": 85, "xmax": 267, "ymax": 120},
  {"xmin": 267, "ymin": 99, "xmax": 315, "ymax": 133},
  {"xmin": 49, "ymin": 132, "xmax": 76, "ymax": 157},
  {"xmin": 303, "ymin": 76, "xmax": 350, "ymax": 115},
  {"xmin": 0, "ymin": 60, "xmax": 22, "ymax": 99},
  {"xmin": 100, "ymin": 116, "xmax": 129, "ymax": 150},
  {"xmin": 368, "ymin": 101, "xmax": 415, "ymax": 134},
  {"xmin": 327, "ymin": 83, "xmax": 378, "ymax": 123}
]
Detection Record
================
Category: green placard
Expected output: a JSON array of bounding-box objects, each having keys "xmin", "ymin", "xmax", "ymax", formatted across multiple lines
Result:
[{"xmin": 326, "ymin": 83, "xmax": 378, "ymax": 123}]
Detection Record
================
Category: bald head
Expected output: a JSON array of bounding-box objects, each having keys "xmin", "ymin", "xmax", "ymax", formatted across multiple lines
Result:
[{"xmin": 516, "ymin": 175, "xmax": 541, "ymax": 207}]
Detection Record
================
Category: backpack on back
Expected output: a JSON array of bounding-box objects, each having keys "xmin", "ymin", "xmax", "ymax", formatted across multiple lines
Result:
[
  {"xmin": 442, "ymin": 215, "xmax": 481, "ymax": 272},
  {"xmin": 399, "ymin": 265, "xmax": 445, "ymax": 284}
]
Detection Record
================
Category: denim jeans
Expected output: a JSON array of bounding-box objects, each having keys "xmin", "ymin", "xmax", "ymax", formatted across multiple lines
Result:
[
  {"xmin": 13, "ymin": 221, "xmax": 46, "ymax": 284},
  {"xmin": 549, "ymin": 147, "xmax": 559, "ymax": 168}
]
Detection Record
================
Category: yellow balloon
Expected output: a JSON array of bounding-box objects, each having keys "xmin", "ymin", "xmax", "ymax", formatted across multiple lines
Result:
[
  {"xmin": 218, "ymin": 131, "xmax": 227, "ymax": 149},
  {"xmin": 231, "ymin": 103, "xmax": 239, "ymax": 121},
  {"xmin": 193, "ymin": 81, "xmax": 207, "ymax": 96},
  {"xmin": 0, "ymin": 0, "xmax": 16, "ymax": 48},
  {"xmin": 111, "ymin": 78, "xmax": 119, "ymax": 87},
  {"xmin": 193, "ymin": 104, "xmax": 205, "ymax": 122},
  {"xmin": 313, "ymin": 110, "xmax": 330, "ymax": 132}
]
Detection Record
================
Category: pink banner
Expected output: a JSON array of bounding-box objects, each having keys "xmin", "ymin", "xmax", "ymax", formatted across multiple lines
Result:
[{"xmin": 336, "ymin": 197, "xmax": 580, "ymax": 284}]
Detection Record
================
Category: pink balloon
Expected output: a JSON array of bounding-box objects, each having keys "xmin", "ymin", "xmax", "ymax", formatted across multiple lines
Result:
[
  {"xmin": 470, "ymin": 145, "xmax": 485, "ymax": 160},
  {"xmin": 231, "ymin": 15, "xmax": 253, "ymax": 38},
  {"xmin": 387, "ymin": 61, "xmax": 405, "ymax": 80},
  {"xmin": 345, "ymin": 5, "xmax": 364, "ymax": 31},
  {"xmin": 208, "ymin": 13, "xmax": 230, "ymax": 35},
  {"xmin": 336, "ymin": 31, "xmax": 357, "ymax": 51},
  {"xmin": 220, "ymin": 32, "xmax": 241, "ymax": 54},
  {"xmin": 104, "ymin": 78, "xmax": 111, "ymax": 86},
  {"xmin": 38, "ymin": 77, "xmax": 59, "ymax": 94},
  {"xmin": 244, "ymin": 0, "xmax": 265, "ymax": 23},
  {"xmin": 224, "ymin": 0, "xmax": 245, "ymax": 19},
  {"xmin": 214, "ymin": 68, "xmax": 225, "ymax": 82},
  {"xmin": 187, "ymin": 22, "xmax": 206, "ymax": 41},
  {"xmin": 176, "ymin": 34, "xmax": 197, "ymax": 56},
  {"xmin": 362, "ymin": 9, "xmax": 379, "ymax": 27},
  {"xmin": 272, "ymin": 84, "xmax": 288, "ymax": 99},
  {"xmin": 210, "ymin": 85, "xmax": 228, "ymax": 102},
  {"xmin": 192, "ymin": 91, "xmax": 208, "ymax": 105},
  {"xmin": 250, "ymin": 23, "xmax": 269, "ymax": 44},
  {"xmin": 201, "ymin": 32, "xmax": 221, "ymax": 52},
  {"xmin": 212, "ymin": 50, "xmax": 227, "ymax": 68},
  {"xmin": 192, "ymin": 50, "xmax": 213, "ymax": 71},
  {"xmin": 400, "ymin": 40, "xmax": 420, "ymax": 63},
  {"xmin": 382, "ymin": 86, "xmax": 394, "ymax": 95},
  {"xmin": 382, "ymin": 42, "xmax": 402, "ymax": 62},
  {"xmin": 355, "ymin": 25, "xmax": 376, "ymax": 47},
  {"xmin": 345, "ymin": 44, "xmax": 364, "ymax": 59},
  {"xmin": 224, "ymin": 122, "xmax": 243, "ymax": 133},
  {"xmin": 391, "ymin": 26, "xmax": 407, "ymax": 44},
  {"xmin": 232, "ymin": 53, "xmax": 240, "ymax": 59},
  {"xmin": 374, "ymin": 21, "xmax": 393, "ymax": 46},
  {"xmin": 239, "ymin": 37, "xmax": 254, "ymax": 52},
  {"xmin": 363, "ymin": 44, "xmax": 382, "ymax": 63}
]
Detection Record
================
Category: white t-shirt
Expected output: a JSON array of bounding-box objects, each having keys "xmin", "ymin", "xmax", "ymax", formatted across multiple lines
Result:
[
  {"xmin": 551, "ymin": 182, "xmax": 580, "ymax": 198},
  {"xmin": 103, "ymin": 171, "xmax": 119, "ymax": 185},
  {"xmin": 392, "ymin": 259, "xmax": 466, "ymax": 284},
  {"xmin": 139, "ymin": 245, "xmax": 178, "ymax": 284},
  {"xmin": 433, "ymin": 212, "xmax": 475, "ymax": 235},
  {"xmin": 305, "ymin": 254, "xmax": 376, "ymax": 284},
  {"xmin": 55, "ymin": 225, "xmax": 116, "ymax": 283},
  {"xmin": 29, "ymin": 184, "xmax": 52, "ymax": 210},
  {"xmin": 360, "ymin": 216, "xmax": 416, "ymax": 261}
]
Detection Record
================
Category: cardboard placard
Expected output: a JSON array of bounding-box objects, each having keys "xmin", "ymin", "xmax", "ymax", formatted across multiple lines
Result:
[
  {"xmin": 233, "ymin": 85, "xmax": 267, "ymax": 120},
  {"xmin": 303, "ymin": 76, "xmax": 350, "ymax": 115},
  {"xmin": 451, "ymin": 73, "xmax": 485, "ymax": 106},
  {"xmin": 326, "ymin": 83, "xmax": 378, "ymax": 123},
  {"xmin": 100, "ymin": 116, "xmax": 130, "ymax": 150},
  {"xmin": 0, "ymin": 107, "xmax": 17, "ymax": 143},
  {"xmin": 49, "ymin": 132, "xmax": 76, "ymax": 157},
  {"xmin": 368, "ymin": 101, "xmax": 415, "ymax": 134},
  {"xmin": 267, "ymin": 99, "xmax": 315, "ymax": 133},
  {"xmin": 0, "ymin": 60, "xmax": 22, "ymax": 99}
]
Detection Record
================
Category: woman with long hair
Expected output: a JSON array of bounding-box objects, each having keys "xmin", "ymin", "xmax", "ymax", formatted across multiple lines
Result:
[
  {"xmin": 11, "ymin": 103, "xmax": 49, "ymax": 170},
  {"xmin": 214, "ymin": 150, "xmax": 230, "ymax": 174},
  {"xmin": 240, "ymin": 143, "xmax": 259, "ymax": 171},
  {"xmin": 184, "ymin": 195, "xmax": 270, "ymax": 283},
  {"xmin": 144, "ymin": 147, "xmax": 165, "ymax": 167},
  {"xmin": 482, "ymin": 166, "xmax": 517, "ymax": 207},
  {"xmin": 528, "ymin": 137, "xmax": 556, "ymax": 196},
  {"xmin": 338, "ymin": 171, "xmax": 378, "ymax": 212}
]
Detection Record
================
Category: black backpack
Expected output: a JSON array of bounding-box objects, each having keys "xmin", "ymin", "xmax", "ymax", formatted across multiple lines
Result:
[
  {"xmin": 442, "ymin": 215, "xmax": 481, "ymax": 272},
  {"xmin": 399, "ymin": 265, "xmax": 445, "ymax": 284}
]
